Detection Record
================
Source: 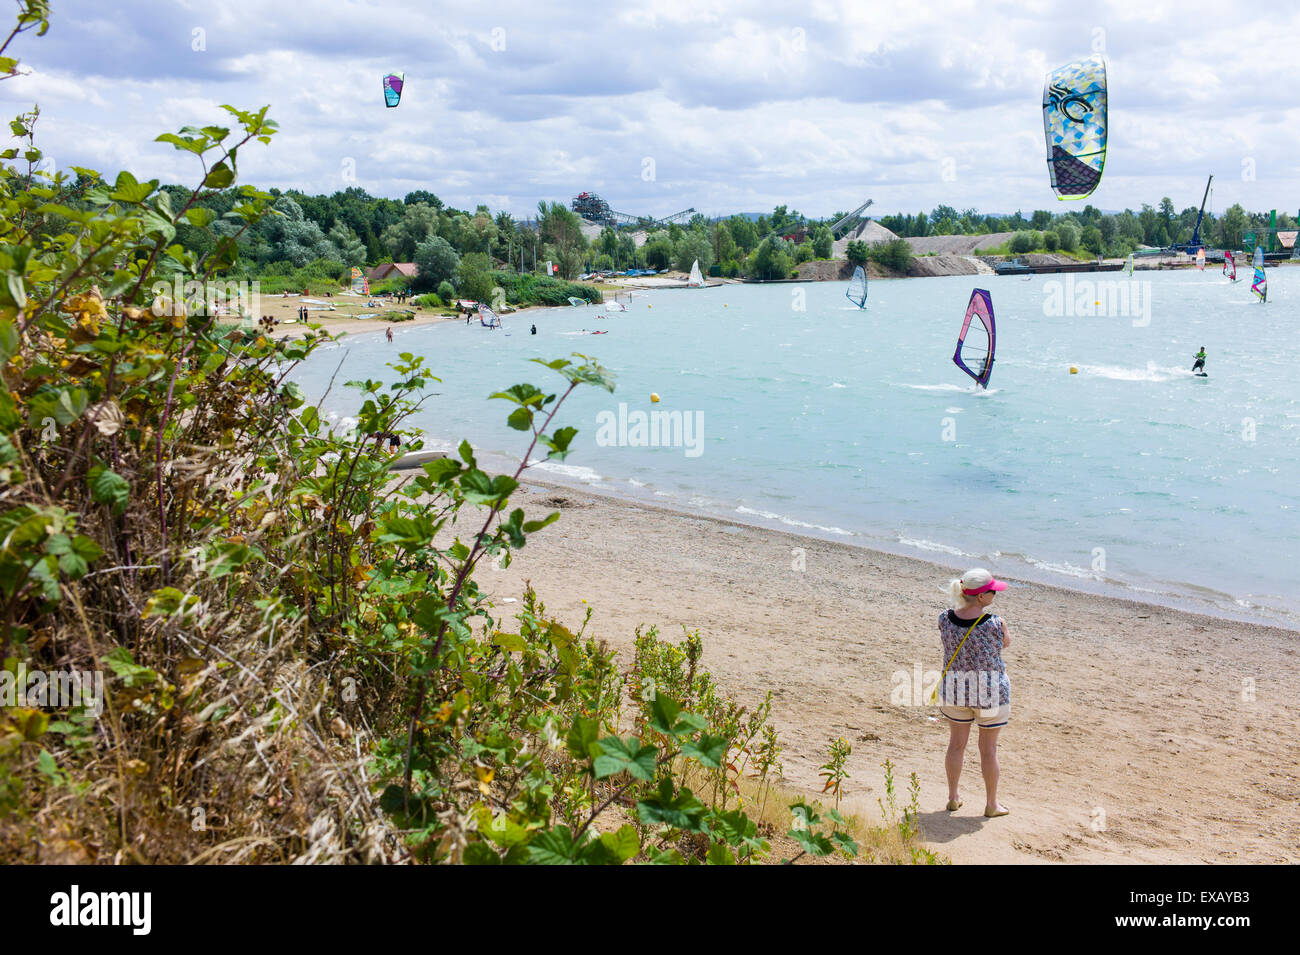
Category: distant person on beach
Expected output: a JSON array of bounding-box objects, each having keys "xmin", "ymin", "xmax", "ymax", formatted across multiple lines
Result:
[
  {"xmin": 1192, "ymin": 347, "xmax": 1207, "ymax": 373},
  {"xmin": 370, "ymin": 430, "xmax": 400, "ymax": 452},
  {"xmin": 936, "ymin": 568, "xmax": 1011, "ymax": 818},
  {"xmin": 386, "ymin": 327, "xmax": 393, "ymax": 342}
]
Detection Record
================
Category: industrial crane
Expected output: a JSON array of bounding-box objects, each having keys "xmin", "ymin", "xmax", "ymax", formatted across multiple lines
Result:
[{"xmin": 1172, "ymin": 175, "xmax": 1213, "ymax": 254}]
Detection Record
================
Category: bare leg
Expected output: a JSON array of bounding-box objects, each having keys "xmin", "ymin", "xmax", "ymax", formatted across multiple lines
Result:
[
  {"xmin": 978, "ymin": 726, "xmax": 1007, "ymax": 813},
  {"xmin": 945, "ymin": 720, "xmax": 972, "ymax": 804}
]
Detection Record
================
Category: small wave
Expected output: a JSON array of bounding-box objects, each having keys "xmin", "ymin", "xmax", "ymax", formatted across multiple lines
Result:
[
  {"xmin": 628, "ymin": 478, "xmax": 647, "ymax": 487},
  {"xmin": 898, "ymin": 536, "xmax": 969, "ymax": 557},
  {"xmin": 528, "ymin": 460, "xmax": 602, "ymax": 482},
  {"xmin": 735, "ymin": 506, "xmax": 852, "ymax": 536},
  {"xmin": 1076, "ymin": 361, "xmax": 1188, "ymax": 382},
  {"xmin": 830, "ymin": 382, "xmax": 846, "ymax": 389},
  {"xmin": 1022, "ymin": 556, "xmax": 1100, "ymax": 580},
  {"xmin": 945, "ymin": 406, "xmax": 963, "ymax": 413},
  {"xmin": 901, "ymin": 383, "xmax": 966, "ymax": 392}
]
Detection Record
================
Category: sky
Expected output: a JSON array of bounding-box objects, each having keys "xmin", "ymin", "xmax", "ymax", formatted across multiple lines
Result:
[{"xmin": 3, "ymin": 0, "xmax": 1299, "ymax": 222}]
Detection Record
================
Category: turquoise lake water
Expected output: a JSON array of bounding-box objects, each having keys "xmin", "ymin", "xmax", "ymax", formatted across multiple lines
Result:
[{"xmin": 289, "ymin": 268, "xmax": 1299, "ymax": 628}]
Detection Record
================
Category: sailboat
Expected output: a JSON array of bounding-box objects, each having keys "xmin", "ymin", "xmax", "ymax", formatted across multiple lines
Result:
[
  {"xmin": 846, "ymin": 265, "xmax": 868, "ymax": 308},
  {"xmin": 687, "ymin": 259, "xmax": 705, "ymax": 288},
  {"xmin": 1224, "ymin": 251, "xmax": 1237, "ymax": 282},
  {"xmin": 1251, "ymin": 247, "xmax": 1267, "ymax": 303},
  {"xmin": 953, "ymin": 290, "xmax": 996, "ymax": 389}
]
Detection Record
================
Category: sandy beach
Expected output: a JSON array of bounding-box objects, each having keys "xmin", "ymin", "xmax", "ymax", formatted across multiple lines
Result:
[{"xmin": 475, "ymin": 479, "xmax": 1299, "ymax": 864}]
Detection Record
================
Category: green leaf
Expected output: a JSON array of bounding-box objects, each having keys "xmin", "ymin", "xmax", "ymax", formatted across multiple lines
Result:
[
  {"xmin": 101, "ymin": 647, "xmax": 157, "ymax": 688},
  {"xmin": 636, "ymin": 778, "xmax": 709, "ymax": 832},
  {"xmin": 108, "ymin": 170, "xmax": 155, "ymax": 204},
  {"xmin": 526, "ymin": 826, "xmax": 579, "ymax": 865},
  {"xmin": 681, "ymin": 733, "xmax": 728, "ymax": 769},
  {"xmin": 597, "ymin": 825, "xmax": 640, "ymax": 863},
  {"xmin": 491, "ymin": 631, "xmax": 526, "ymax": 654},
  {"xmin": 831, "ymin": 830, "xmax": 860, "ymax": 858},
  {"xmin": 506, "ymin": 407, "xmax": 533, "ymax": 431},
  {"xmin": 565, "ymin": 716, "xmax": 600, "ymax": 761},
  {"xmin": 649, "ymin": 848, "xmax": 686, "ymax": 865},
  {"xmin": 706, "ymin": 842, "xmax": 736, "ymax": 865},
  {"xmin": 462, "ymin": 842, "xmax": 502, "ymax": 865},
  {"xmin": 88, "ymin": 465, "xmax": 129, "ymax": 515},
  {"xmin": 592, "ymin": 736, "xmax": 657, "ymax": 781},
  {"xmin": 203, "ymin": 162, "xmax": 235, "ymax": 189},
  {"xmin": 647, "ymin": 695, "xmax": 707, "ymax": 737}
]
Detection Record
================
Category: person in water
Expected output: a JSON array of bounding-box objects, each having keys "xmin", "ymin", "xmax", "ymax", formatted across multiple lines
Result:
[
  {"xmin": 937, "ymin": 568, "xmax": 1011, "ymax": 818},
  {"xmin": 1192, "ymin": 347, "xmax": 1207, "ymax": 373},
  {"xmin": 530, "ymin": 324, "xmax": 537, "ymax": 335}
]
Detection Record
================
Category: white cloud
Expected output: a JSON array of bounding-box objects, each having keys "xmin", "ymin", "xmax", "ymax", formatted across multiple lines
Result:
[{"xmin": 0, "ymin": 0, "xmax": 1297, "ymax": 218}]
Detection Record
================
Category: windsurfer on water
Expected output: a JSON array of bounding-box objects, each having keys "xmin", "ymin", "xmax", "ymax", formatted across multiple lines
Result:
[{"xmin": 1192, "ymin": 347, "xmax": 1207, "ymax": 374}]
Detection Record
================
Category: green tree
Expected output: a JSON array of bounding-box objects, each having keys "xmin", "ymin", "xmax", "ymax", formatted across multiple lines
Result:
[
  {"xmin": 383, "ymin": 202, "xmax": 440, "ymax": 261},
  {"xmin": 455, "ymin": 251, "xmax": 495, "ymax": 302},
  {"xmin": 413, "ymin": 235, "xmax": 460, "ymax": 291},
  {"xmin": 327, "ymin": 221, "xmax": 367, "ymax": 268},
  {"xmin": 845, "ymin": 240, "xmax": 868, "ymax": 266},
  {"xmin": 811, "ymin": 224, "xmax": 833, "ymax": 258},
  {"xmin": 1056, "ymin": 222, "xmax": 1079, "ymax": 252},
  {"xmin": 674, "ymin": 232, "xmax": 713, "ymax": 273},
  {"xmin": 747, "ymin": 237, "xmax": 794, "ymax": 280},
  {"xmin": 1081, "ymin": 225, "xmax": 1103, "ymax": 255}
]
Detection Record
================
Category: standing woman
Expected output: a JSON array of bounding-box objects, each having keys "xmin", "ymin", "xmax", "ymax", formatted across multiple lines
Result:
[{"xmin": 936, "ymin": 569, "xmax": 1011, "ymax": 818}]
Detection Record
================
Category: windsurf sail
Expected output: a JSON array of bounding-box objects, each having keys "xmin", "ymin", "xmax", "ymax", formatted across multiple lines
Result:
[
  {"xmin": 1043, "ymin": 55, "xmax": 1108, "ymax": 200},
  {"xmin": 1196, "ymin": 248, "xmax": 1205, "ymax": 270},
  {"xmin": 1124, "ymin": 253, "xmax": 1134, "ymax": 276},
  {"xmin": 349, "ymin": 266, "xmax": 369, "ymax": 295},
  {"xmin": 383, "ymin": 73, "xmax": 404, "ymax": 108},
  {"xmin": 1253, "ymin": 245, "xmax": 1265, "ymax": 269},
  {"xmin": 1224, "ymin": 251, "xmax": 1236, "ymax": 281},
  {"xmin": 478, "ymin": 304, "xmax": 501, "ymax": 327},
  {"xmin": 688, "ymin": 259, "xmax": 705, "ymax": 287},
  {"xmin": 567, "ymin": 296, "xmax": 586, "ymax": 307},
  {"xmin": 846, "ymin": 265, "xmax": 868, "ymax": 308},
  {"xmin": 953, "ymin": 289, "xmax": 996, "ymax": 388}
]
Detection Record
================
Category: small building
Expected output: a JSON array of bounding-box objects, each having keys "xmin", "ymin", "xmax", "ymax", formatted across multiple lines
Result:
[{"xmin": 367, "ymin": 262, "xmax": 418, "ymax": 283}]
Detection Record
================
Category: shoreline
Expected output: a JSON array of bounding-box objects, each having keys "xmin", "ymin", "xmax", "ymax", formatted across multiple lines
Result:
[
  {"xmin": 477, "ymin": 474, "xmax": 1298, "ymax": 863},
  {"xmin": 447, "ymin": 442, "xmax": 1300, "ymax": 634}
]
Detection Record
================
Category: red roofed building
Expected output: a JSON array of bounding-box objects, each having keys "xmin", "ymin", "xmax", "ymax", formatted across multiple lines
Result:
[{"xmin": 367, "ymin": 262, "xmax": 418, "ymax": 282}]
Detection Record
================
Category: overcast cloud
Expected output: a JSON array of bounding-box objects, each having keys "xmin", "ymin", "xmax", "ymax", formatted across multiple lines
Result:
[{"xmin": 3, "ymin": 0, "xmax": 1298, "ymax": 220}]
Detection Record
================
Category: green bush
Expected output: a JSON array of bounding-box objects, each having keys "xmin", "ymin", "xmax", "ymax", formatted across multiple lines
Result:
[
  {"xmin": 1056, "ymin": 222, "xmax": 1079, "ymax": 253},
  {"xmin": 868, "ymin": 238, "xmax": 913, "ymax": 272},
  {"xmin": 437, "ymin": 280, "xmax": 456, "ymax": 302},
  {"xmin": 1043, "ymin": 230, "xmax": 1060, "ymax": 252},
  {"xmin": 1009, "ymin": 230, "xmax": 1036, "ymax": 254}
]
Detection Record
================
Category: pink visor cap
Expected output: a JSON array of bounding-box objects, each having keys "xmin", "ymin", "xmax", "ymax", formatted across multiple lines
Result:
[{"xmin": 961, "ymin": 578, "xmax": 1008, "ymax": 596}]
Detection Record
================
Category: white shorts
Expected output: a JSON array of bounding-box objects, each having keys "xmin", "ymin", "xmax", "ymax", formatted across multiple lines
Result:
[{"xmin": 940, "ymin": 703, "xmax": 1010, "ymax": 729}]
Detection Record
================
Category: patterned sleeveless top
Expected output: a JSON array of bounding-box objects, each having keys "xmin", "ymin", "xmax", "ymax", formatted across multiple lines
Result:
[{"xmin": 937, "ymin": 610, "xmax": 1009, "ymax": 707}]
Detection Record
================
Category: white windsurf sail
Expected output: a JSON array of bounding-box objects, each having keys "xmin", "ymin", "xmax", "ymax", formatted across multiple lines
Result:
[
  {"xmin": 1124, "ymin": 253, "xmax": 1133, "ymax": 276},
  {"xmin": 846, "ymin": 265, "xmax": 868, "ymax": 307},
  {"xmin": 688, "ymin": 259, "xmax": 705, "ymax": 287}
]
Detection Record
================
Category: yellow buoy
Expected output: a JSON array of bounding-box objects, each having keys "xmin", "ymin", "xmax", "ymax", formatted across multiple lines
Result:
[
  {"xmin": 650, "ymin": 393, "xmax": 661, "ymax": 403},
  {"xmin": 1070, "ymin": 366, "xmax": 1078, "ymax": 374}
]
